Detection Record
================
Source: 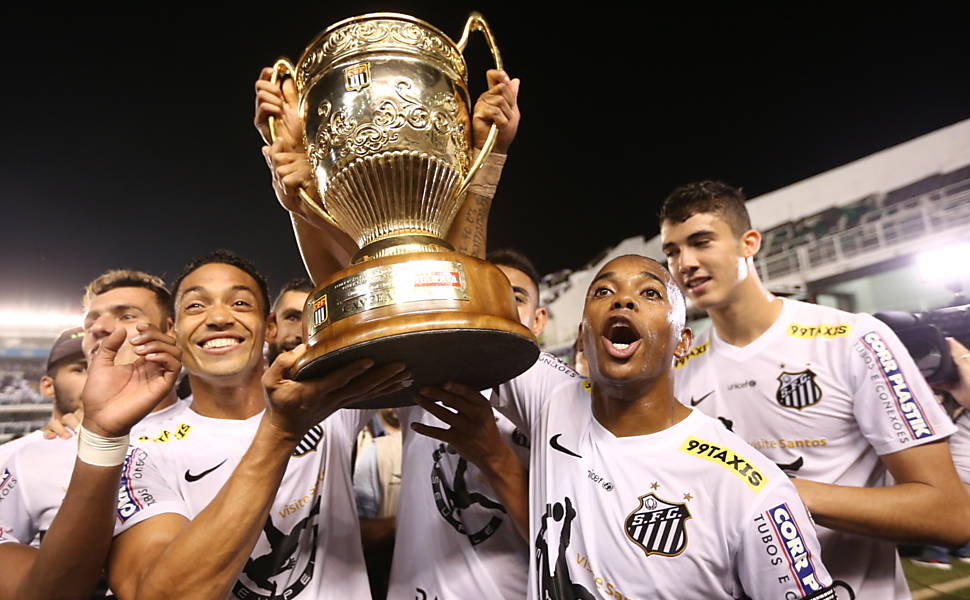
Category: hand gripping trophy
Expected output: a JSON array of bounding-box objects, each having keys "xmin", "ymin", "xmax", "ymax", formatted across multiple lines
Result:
[{"xmin": 268, "ymin": 12, "xmax": 538, "ymax": 407}]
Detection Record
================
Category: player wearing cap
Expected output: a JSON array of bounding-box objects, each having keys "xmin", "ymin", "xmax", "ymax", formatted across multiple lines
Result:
[
  {"xmin": 389, "ymin": 249, "xmax": 547, "ymax": 600},
  {"xmin": 660, "ymin": 181, "xmax": 970, "ymax": 598},
  {"xmin": 0, "ymin": 328, "xmax": 86, "ymax": 467},
  {"xmin": 106, "ymin": 250, "xmax": 410, "ymax": 600},
  {"xmin": 416, "ymin": 255, "xmax": 842, "ymax": 599},
  {"xmin": 0, "ymin": 309, "xmax": 181, "ymax": 600}
]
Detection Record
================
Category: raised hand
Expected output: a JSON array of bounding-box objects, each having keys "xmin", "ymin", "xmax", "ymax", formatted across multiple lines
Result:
[
  {"xmin": 472, "ymin": 69, "xmax": 521, "ymax": 153},
  {"xmin": 81, "ymin": 323, "xmax": 181, "ymax": 438},
  {"xmin": 412, "ymin": 382, "xmax": 506, "ymax": 470},
  {"xmin": 262, "ymin": 344, "xmax": 411, "ymax": 443}
]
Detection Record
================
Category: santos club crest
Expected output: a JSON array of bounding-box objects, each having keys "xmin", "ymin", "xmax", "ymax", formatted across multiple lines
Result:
[
  {"xmin": 775, "ymin": 369, "xmax": 822, "ymax": 410},
  {"xmin": 624, "ymin": 493, "xmax": 691, "ymax": 557}
]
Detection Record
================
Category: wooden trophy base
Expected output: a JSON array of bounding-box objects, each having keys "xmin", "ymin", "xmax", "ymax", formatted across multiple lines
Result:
[{"xmin": 292, "ymin": 251, "xmax": 539, "ymax": 408}]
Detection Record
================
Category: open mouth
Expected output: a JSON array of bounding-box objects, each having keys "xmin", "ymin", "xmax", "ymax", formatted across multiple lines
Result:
[
  {"xmin": 198, "ymin": 336, "xmax": 244, "ymax": 353},
  {"xmin": 601, "ymin": 316, "xmax": 642, "ymax": 359}
]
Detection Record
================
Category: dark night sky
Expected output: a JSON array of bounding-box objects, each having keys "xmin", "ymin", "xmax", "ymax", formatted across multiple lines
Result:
[{"xmin": 2, "ymin": 5, "xmax": 968, "ymax": 308}]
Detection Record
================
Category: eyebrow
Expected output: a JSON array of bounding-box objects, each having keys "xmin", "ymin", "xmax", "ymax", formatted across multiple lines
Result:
[
  {"xmin": 662, "ymin": 229, "xmax": 717, "ymax": 250},
  {"xmin": 511, "ymin": 285, "xmax": 531, "ymax": 298},
  {"xmin": 181, "ymin": 284, "xmax": 256, "ymax": 297},
  {"xmin": 592, "ymin": 271, "xmax": 666, "ymax": 285},
  {"xmin": 281, "ymin": 308, "xmax": 303, "ymax": 318}
]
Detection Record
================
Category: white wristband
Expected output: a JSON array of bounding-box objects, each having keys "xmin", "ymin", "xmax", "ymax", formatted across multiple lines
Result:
[{"xmin": 77, "ymin": 424, "xmax": 130, "ymax": 467}]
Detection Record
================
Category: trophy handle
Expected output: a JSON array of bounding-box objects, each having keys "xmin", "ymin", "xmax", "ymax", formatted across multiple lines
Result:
[
  {"xmin": 455, "ymin": 12, "xmax": 504, "ymax": 197},
  {"xmin": 268, "ymin": 58, "xmax": 341, "ymax": 229}
]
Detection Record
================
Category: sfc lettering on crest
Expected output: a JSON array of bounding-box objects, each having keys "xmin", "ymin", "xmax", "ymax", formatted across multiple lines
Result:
[
  {"xmin": 775, "ymin": 369, "xmax": 822, "ymax": 410},
  {"xmin": 624, "ymin": 493, "xmax": 690, "ymax": 557},
  {"xmin": 344, "ymin": 63, "xmax": 371, "ymax": 91}
]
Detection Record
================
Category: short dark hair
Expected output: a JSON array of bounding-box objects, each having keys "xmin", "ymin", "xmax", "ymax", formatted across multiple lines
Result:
[
  {"xmin": 273, "ymin": 277, "xmax": 314, "ymax": 312},
  {"xmin": 83, "ymin": 269, "xmax": 174, "ymax": 324},
  {"xmin": 171, "ymin": 249, "xmax": 271, "ymax": 314},
  {"xmin": 659, "ymin": 180, "xmax": 752, "ymax": 237},
  {"xmin": 487, "ymin": 249, "xmax": 541, "ymax": 295}
]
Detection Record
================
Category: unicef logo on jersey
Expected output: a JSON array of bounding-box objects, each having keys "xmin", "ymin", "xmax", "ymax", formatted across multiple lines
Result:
[
  {"xmin": 624, "ymin": 493, "xmax": 691, "ymax": 557},
  {"xmin": 775, "ymin": 369, "xmax": 822, "ymax": 410}
]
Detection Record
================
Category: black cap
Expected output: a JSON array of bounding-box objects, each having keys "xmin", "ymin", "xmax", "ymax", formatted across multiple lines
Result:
[{"xmin": 46, "ymin": 327, "xmax": 84, "ymax": 371}]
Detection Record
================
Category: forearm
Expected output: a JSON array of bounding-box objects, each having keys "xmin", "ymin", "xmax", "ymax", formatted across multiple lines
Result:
[
  {"xmin": 136, "ymin": 419, "xmax": 296, "ymax": 599},
  {"xmin": 446, "ymin": 152, "xmax": 505, "ymax": 259},
  {"xmin": 477, "ymin": 447, "xmax": 530, "ymax": 540},
  {"xmin": 291, "ymin": 213, "xmax": 356, "ymax": 284},
  {"xmin": 795, "ymin": 478, "xmax": 970, "ymax": 546},
  {"xmin": 14, "ymin": 460, "xmax": 120, "ymax": 600}
]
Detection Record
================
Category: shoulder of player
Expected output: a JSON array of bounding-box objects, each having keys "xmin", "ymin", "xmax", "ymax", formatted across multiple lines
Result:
[
  {"xmin": 7, "ymin": 432, "xmax": 74, "ymax": 466},
  {"xmin": 779, "ymin": 298, "xmax": 862, "ymax": 341},
  {"xmin": 677, "ymin": 413, "xmax": 781, "ymax": 496},
  {"xmin": 131, "ymin": 403, "xmax": 207, "ymax": 449}
]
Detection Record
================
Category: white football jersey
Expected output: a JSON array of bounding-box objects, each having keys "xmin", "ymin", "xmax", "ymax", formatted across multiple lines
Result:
[
  {"xmin": 114, "ymin": 402, "xmax": 370, "ymax": 600},
  {"xmin": 0, "ymin": 430, "xmax": 45, "ymax": 468},
  {"xmin": 0, "ymin": 400, "xmax": 185, "ymax": 548},
  {"xmin": 674, "ymin": 298, "xmax": 956, "ymax": 599},
  {"xmin": 388, "ymin": 399, "xmax": 530, "ymax": 600},
  {"xmin": 493, "ymin": 354, "xmax": 832, "ymax": 600}
]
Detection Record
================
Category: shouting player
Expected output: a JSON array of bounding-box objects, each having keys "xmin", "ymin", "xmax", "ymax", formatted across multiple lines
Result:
[
  {"xmin": 661, "ymin": 181, "xmax": 970, "ymax": 598},
  {"xmin": 417, "ymin": 255, "xmax": 845, "ymax": 599}
]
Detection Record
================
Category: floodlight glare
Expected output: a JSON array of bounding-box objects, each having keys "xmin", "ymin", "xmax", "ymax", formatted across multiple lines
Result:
[
  {"xmin": 916, "ymin": 242, "xmax": 970, "ymax": 283},
  {"xmin": 0, "ymin": 310, "xmax": 82, "ymax": 330}
]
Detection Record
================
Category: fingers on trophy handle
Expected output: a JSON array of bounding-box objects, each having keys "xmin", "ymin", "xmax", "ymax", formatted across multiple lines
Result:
[
  {"xmin": 456, "ymin": 12, "xmax": 503, "ymax": 196},
  {"xmin": 269, "ymin": 58, "xmax": 342, "ymax": 229}
]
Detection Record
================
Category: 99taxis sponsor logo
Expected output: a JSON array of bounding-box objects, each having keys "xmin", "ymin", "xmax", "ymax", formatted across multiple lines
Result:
[
  {"xmin": 860, "ymin": 331, "xmax": 933, "ymax": 441},
  {"xmin": 117, "ymin": 448, "xmax": 156, "ymax": 523},
  {"xmin": 680, "ymin": 436, "xmax": 766, "ymax": 492},
  {"xmin": 137, "ymin": 423, "xmax": 192, "ymax": 444},
  {"xmin": 786, "ymin": 323, "xmax": 851, "ymax": 339},
  {"xmin": 762, "ymin": 503, "xmax": 824, "ymax": 596}
]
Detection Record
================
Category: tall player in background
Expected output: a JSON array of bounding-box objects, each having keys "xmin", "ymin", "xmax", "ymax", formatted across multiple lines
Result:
[
  {"xmin": 416, "ymin": 255, "xmax": 843, "ymax": 599},
  {"xmin": 0, "ymin": 318, "xmax": 181, "ymax": 600},
  {"xmin": 660, "ymin": 180, "xmax": 970, "ymax": 598}
]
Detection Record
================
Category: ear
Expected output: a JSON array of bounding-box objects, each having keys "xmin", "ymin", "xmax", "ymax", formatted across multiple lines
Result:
[
  {"xmin": 575, "ymin": 323, "xmax": 584, "ymax": 353},
  {"xmin": 265, "ymin": 312, "xmax": 278, "ymax": 343},
  {"xmin": 531, "ymin": 306, "xmax": 549, "ymax": 337},
  {"xmin": 740, "ymin": 228, "xmax": 762, "ymax": 259},
  {"xmin": 39, "ymin": 375, "xmax": 55, "ymax": 399},
  {"xmin": 163, "ymin": 317, "xmax": 175, "ymax": 335},
  {"xmin": 673, "ymin": 327, "xmax": 693, "ymax": 359}
]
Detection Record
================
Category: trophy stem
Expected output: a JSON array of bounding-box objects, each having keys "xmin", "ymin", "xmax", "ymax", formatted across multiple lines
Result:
[{"xmin": 352, "ymin": 234, "xmax": 454, "ymax": 264}]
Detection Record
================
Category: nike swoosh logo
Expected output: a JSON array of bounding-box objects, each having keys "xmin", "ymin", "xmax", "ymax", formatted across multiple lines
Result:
[
  {"xmin": 549, "ymin": 434, "xmax": 582, "ymax": 459},
  {"xmin": 776, "ymin": 456, "xmax": 804, "ymax": 472},
  {"xmin": 690, "ymin": 391, "xmax": 714, "ymax": 407},
  {"xmin": 185, "ymin": 459, "xmax": 227, "ymax": 482}
]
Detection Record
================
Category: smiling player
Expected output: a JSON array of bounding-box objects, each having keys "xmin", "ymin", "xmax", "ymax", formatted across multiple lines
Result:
[
  {"xmin": 661, "ymin": 181, "xmax": 970, "ymax": 598},
  {"xmin": 417, "ymin": 255, "xmax": 846, "ymax": 599}
]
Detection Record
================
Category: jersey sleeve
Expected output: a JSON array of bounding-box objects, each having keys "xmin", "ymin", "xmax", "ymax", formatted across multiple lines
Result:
[
  {"xmin": 490, "ymin": 353, "xmax": 583, "ymax": 434},
  {"xmin": 0, "ymin": 456, "xmax": 35, "ymax": 547},
  {"xmin": 848, "ymin": 315, "xmax": 956, "ymax": 455},
  {"xmin": 113, "ymin": 445, "xmax": 189, "ymax": 536},
  {"xmin": 736, "ymin": 480, "xmax": 833, "ymax": 599}
]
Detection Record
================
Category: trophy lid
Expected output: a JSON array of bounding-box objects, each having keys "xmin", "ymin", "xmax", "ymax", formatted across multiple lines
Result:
[{"xmin": 295, "ymin": 13, "xmax": 468, "ymax": 91}]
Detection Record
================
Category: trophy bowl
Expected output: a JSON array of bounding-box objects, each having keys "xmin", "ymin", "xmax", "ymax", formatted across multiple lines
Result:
[{"xmin": 270, "ymin": 12, "xmax": 539, "ymax": 407}]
